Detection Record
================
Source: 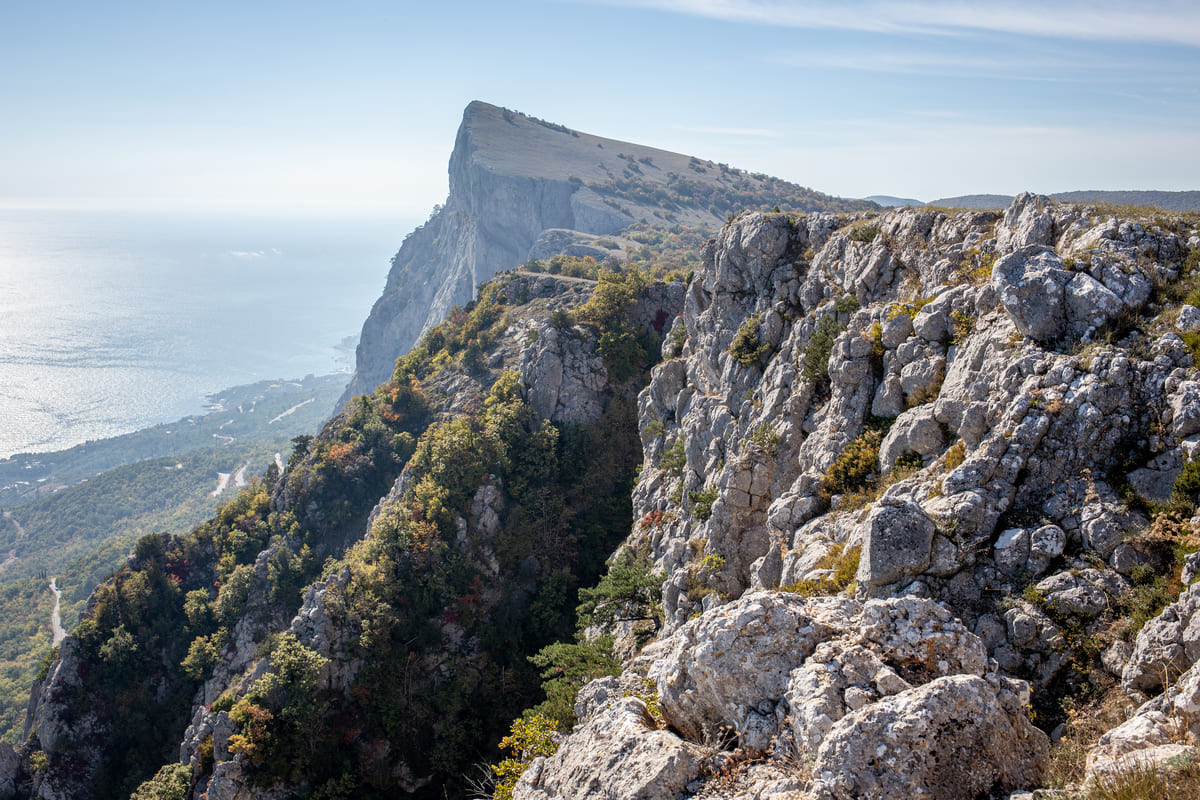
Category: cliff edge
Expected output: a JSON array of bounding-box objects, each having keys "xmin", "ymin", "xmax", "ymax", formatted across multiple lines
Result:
[{"xmin": 341, "ymin": 101, "xmax": 872, "ymax": 406}]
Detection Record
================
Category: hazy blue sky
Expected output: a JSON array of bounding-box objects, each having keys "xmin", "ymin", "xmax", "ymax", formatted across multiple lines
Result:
[{"xmin": 3, "ymin": 0, "xmax": 1197, "ymax": 218}]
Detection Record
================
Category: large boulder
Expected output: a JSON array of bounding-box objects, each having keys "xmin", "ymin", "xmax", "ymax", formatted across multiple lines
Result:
[
  {"xmin": 992, "ymin": 246, "xmax": 1070, "ymax": 342},
  {"xmin": 513, "ymin": 697, "xmax": 705, "ymax": 800},
  {"xmin": 855, "ymin": 498, "xmax": 936, "ymax": 590},
  {"xmin": 996, "ymin": 192, "xmax": 1056, "ymax": 251},
  {"xmin": 784, "ymin": 597, "xmax": 987, "ymax": 758},
  {"xmin": 809, "ymin": 674, "xmax": 1048, "ymax": 800},
  {"xmin": 650, "ymin": 593, "xmax": 858, "ymax": 749}
]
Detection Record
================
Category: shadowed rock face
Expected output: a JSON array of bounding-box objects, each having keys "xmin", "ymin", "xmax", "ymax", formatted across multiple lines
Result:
[{"xmin": 340, "ymin": 101, "xmax": 872, "ymax": 407}]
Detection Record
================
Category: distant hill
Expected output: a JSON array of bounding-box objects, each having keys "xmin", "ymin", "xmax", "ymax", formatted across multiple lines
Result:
[
  {"xmin": 863, "ymin": 194, "xmax": 924, "ymax": 207},
  {"xmin": 0, "ymin": 373, "xmax": 346, "ymax": 742},
  {"xmin": 926, "ymin": 193, "xmax": 1015, "ymax": 210},
  {"xmin": 928, "ymin": 190, "xmax": 1200, "ymax": 212},
  {"xmin": 1050, "ymin": 190, "xmax": 1200, "ymax": 212},
  {"xmin": 341, "ymin": 100, "xmax": 876, "ymax": 403}
]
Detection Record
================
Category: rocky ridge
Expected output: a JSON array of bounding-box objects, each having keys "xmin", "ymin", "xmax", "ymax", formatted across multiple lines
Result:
[
  {"xmin": 341, "ymin": 100, "xmax": 873, "ymax": 406},
  {"xmin": 517, "ymin": 194, "xmax": 1200, "ymax": 798}
]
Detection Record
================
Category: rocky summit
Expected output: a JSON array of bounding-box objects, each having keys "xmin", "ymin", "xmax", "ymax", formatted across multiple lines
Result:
[
  {"xmin": 4, "ymin": 108, "xmax": 1200, "ymax": 800},
  {"xmin": 341, "ymin": 101, "xmax": 872, "ymax": 405}
]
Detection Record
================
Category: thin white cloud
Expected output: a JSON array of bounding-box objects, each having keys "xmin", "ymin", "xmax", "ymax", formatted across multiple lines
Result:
[
  {"xmin": 769, "ymin": 48, "xmax": 1040, "ymax": 76},
  {"xmin": 678, "ymin": 125, "xmax": 782, "ymax": 137},
  {"xmin": 592, "ymin": 0, "xmax": 1200, "ymax": 47}
]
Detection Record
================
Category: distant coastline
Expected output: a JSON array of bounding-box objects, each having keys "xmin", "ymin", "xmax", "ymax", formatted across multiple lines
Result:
[
  {"xmin": 0, "ymin": 372, "xmax": 347, "ymax": 508},
  {"xmin": 0, "ymin": 208, "xmax": 396, "ymax": 459}
]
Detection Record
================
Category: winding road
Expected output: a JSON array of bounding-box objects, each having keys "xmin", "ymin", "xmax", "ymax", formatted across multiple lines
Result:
[
  {"xmin": 3, "ymin": 509, "xmax": 26, "ymax": 539},
  {"xmin": 49, "ymin": 578, "xmax": 65, "ymax": 645}
]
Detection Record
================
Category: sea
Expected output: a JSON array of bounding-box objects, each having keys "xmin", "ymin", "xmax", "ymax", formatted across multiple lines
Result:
[{"xmin": 0, "ymin": 208, "xmax": 412, "ymax": 459}]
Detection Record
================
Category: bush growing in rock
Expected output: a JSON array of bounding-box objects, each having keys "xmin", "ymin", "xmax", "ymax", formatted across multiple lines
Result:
[
  {"xmin": 822, "ymin": 423, "xmax": 885, "ymax": 497},
  {"xmin": 783, "ymin": 544, "xmax": 860, "ymax": 597},
  {"xmin": 847, "ymin": 221, "xmax": 880, "ymax": 242},
  {"xmin": 660, "ymin": 436, "xmax": 686, "ymax": 476},
  {"xmin": 491, "ymin": 714, "xmax": 560, "ymax": 800},
  {"xmin": 729, "ymin": 313, "xmax": 770, "ymax": 367},
  {"xmin": 800, "ymin": 314, "xmax": 842, "ymax": 387},
  {"xmin": 689, "ymin": 488, "xmax": 718, "ymax": 521},
  {"xmin": 747, "ymin": 421, "xmax": 781, "ymax": 456}
]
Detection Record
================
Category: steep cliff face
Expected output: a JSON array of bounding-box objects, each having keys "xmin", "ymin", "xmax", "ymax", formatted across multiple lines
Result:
[
  {"xmin": 342, "ymin": 101, "xmax": 874, "ymax": 405},
  {"xmin": 516, "ymin": 196, "xmax": 1200, "ymax": 798},
  {"xmin": 14, "ymin": 268, "xmax": 682, "ymax": 800}
]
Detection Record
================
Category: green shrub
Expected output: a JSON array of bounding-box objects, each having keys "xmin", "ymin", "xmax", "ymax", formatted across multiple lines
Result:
[
  {"xmin": 491, "ymin": 714, "xmax": 560, "ymax": 800},
  {"xmin": 660, "ymin": 437, "xmax": 686, "ymax": 476},
  {"xmin": 665, "ymin": 319, "xmax": 687, "ymax": 357},
  {"xmin": 527, "ymin": 638, "xmax": 621, "ymax": 729},
  {"xmin": 1180, "ymin": 330, "xmax": 1200, "ymax": 367},
  {"xmin": 576, "ymin": 548, "xmax": 665, "ymax": 635},
  {"xmin": 689, "ymin": 488, "xmax": 718, "ymax": 521},
  {"xmin": 1171, "ymin": 459, "xmax": 1200, "ymax": 514},
  {"xmin": 748, "ymin": 422, "xmax": 781, "ymax": 457},
  {"xmin": 943, "ymin": 441, "xmax": 966, "ymax": 470},
  {"xmin": 549, "ymin": 309, "xmax": 575, "ymax": 330},
  {"xmin": 130, "ymin": 763, "xmax": 192, "ymax": 800},
  {"xmin": 801, "ymin": 315, "xmax": 843, "ymax": 387},
  {"xmin": 835, "ymin": 294, "xmax": 860, "ymax": 314},
  {"xmin": 950, "ymin": 310, "xmax": 975, "ymax": 344},
  {"xmin": 730, "ymin": 314, "xmax": 770, "ymax": 367},
  {"xmin": 822, "ymin": 428, "xmax": 883, "ymax": 496},
  {"xmin": 848, "ymin": 222, "xmax": 880, "ymax": 242}
]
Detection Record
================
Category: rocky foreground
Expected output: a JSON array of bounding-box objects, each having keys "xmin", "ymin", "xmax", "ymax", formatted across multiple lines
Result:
[{"xmin": 514, "ymin": 195, "xmax": 1200, "ymax": 798}]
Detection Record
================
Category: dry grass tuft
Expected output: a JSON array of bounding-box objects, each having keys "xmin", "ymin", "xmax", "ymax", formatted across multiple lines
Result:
[
  {"xmin": 1085, "ymin": 755, "xmax": 1200, "ymax": 800},
  {"xmin": 1044, "ymin": 682, "xmax": 1130, "ymax": 790}
]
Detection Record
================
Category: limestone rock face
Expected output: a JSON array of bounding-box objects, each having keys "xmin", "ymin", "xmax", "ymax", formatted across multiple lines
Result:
[
  {"xmin": 612, "ymin": 194, "xmax": 1197, "ymax": 798},
  {"xmin": 1123, "ymin": 579, "xmax": 1200, "ymax": 695},
  {"xmin": 809, "ymin": 674, "xmax": 1047, "ymax": 800},
  {"xmin": 535, "ymin": 592, "xmax": 1046, "ymax": 800},
  {"xmin": 513, "ymin": 697, "xmax": 706, "ymax": 800},
  {"xmin": 342, "ymin": 101, "xmax": 848, "ymax": 405},
  {"xmin": 650, "ymin": 593, "xmax": 858, "ymax": 749},
  {"xmin": 519, "ymin": 324, "xmax": 608, "ymax": 424}
]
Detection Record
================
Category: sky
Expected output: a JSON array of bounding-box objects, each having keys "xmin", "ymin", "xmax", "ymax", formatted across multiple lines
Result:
[{"xmin": 2, "ymin": 0, "xmax": 1198, "ymax": 218}]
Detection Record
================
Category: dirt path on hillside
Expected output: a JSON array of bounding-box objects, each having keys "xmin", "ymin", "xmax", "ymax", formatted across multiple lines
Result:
[{"xmin": 49, "ymin": 578, "xmax": 65, "ymax": 645}]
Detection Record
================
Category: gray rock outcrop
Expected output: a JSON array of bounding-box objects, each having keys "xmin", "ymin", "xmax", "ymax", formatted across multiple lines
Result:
[
  {"xmin": 809, "ymin": 674, "xmax": 1047, "ymax": 800},
  {"xmin": 565, "ymin": 194, "xmax": 1197, "ymax": 797},
  {"xmin": 513, "ymin": 697, "xmax": 706, "ymax": 800},
  {"xmin": 529, "ymin": 591, "xmax": 1047, "ymax": 799}
]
